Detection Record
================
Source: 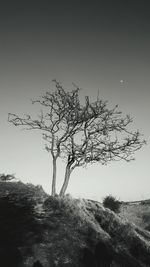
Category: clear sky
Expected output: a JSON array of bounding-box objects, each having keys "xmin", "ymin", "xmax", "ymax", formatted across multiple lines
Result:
[{"xmin": 0, "ymin": 0, "xmax": 150, "ymax": 201}]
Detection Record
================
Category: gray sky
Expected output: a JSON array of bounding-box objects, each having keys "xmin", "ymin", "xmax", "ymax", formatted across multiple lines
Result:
[{"xmin": 0, "ymin": 1, "xmax": 150, "ymax": 201}]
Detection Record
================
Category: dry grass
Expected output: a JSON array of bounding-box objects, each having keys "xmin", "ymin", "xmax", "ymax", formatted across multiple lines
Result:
[
  {"xmin": 1, "ymin": 182, "xmax": 150, "ymax": 266},
  {"xmin": 120, "ymin": 202, "xmax": 150, "ymax": 230}
]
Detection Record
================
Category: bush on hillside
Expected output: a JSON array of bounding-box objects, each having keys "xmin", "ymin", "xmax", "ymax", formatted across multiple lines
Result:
[
  {"xmin": 0, "ymin": 173, "xmax": 16, "ymax": 182},
  {"xmin": 103, "ymin": 195, "xmax": 121, "ymax": 213},
  {"xmin": 142, "ymin": 213, "xmax": 150, "ymax": 224},
  {"xmin": 142, "ymin": 213, "xmax": 150, "ymax": 232}
]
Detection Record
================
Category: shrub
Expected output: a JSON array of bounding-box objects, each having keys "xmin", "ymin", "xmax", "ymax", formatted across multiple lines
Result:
[
  {"xmin": 103, "ymin": 195, "xmax": 121, "ymax": 213},
  {"xmin": 0, "ymin": 173, "xmax": 16, "ymax": 182},
  {"xmin": 142, "ymin": 213, "xmax": 150, "ymax": 224},
  {"xmin": 43, "ymin": 196, "xmax": 61, "ymax": 211},
  {"xmin": 145, "ymin": 225, "xmax": 150, "ymax": 232}
]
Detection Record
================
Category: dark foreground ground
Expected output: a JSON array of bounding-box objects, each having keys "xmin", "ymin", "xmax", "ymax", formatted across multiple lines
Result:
[{"xmin": 0, "ymin": 181, "xmax": 150, "ymax": 267}]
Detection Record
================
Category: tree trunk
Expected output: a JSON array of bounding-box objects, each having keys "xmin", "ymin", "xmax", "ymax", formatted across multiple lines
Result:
[
  {"xmin": 51, "ymin": 157, "xmax": 57, "ymax": 196},
  {"xmin": 59, "ymin": 165, "xmax": 71, "ymax": 197}
]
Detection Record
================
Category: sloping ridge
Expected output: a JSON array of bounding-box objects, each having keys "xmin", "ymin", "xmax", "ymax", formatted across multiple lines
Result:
[{"xmin": 0, "ymin": 181, "xmax": 150, "ymax": 267}]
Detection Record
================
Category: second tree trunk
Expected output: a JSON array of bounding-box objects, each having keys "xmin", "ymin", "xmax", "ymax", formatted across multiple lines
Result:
[
  {"xmin": 59, "ymin": 165, "xmax": 71, "ymax": 196},
  {"xmin": 51, "ymin": 157, "xmax": 57, "ymax": 196}
]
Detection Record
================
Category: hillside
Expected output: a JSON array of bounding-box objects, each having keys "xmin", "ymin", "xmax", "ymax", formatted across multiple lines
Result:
[
  {"xmin": 0, "ymin": 182, "xmax": 150, "ymax": 267},
  {"xmin": 121, "ymin": 200, "xmax": 150, "ymax": 231}
]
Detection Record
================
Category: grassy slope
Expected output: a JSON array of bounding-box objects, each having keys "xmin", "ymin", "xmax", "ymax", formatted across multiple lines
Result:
[
  {"xmin": 120, "ymin": 201, "xmax": 150, "ymax": 231},
  {"xmin": 0, "ymin": 182, "xmax": 150, "ymax": 267}
]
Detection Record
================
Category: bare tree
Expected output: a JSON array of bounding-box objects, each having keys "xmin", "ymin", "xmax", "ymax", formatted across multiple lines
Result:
[
  {"xmin": 8, "ymin": 81, "xmax": 145, "ymax": 197},
  {"xmin": 59, "ymin": 96, "xmax": 146, "ymax": 196},
  {"xmin": 8, "ymin": 80, "xmax": 85, "ymax": 196}
]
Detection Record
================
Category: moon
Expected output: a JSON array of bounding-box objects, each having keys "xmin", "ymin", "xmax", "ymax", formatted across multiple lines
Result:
[{"xmin": 120, "ymin": 80, "xmax": 124, "ymax": 83}]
